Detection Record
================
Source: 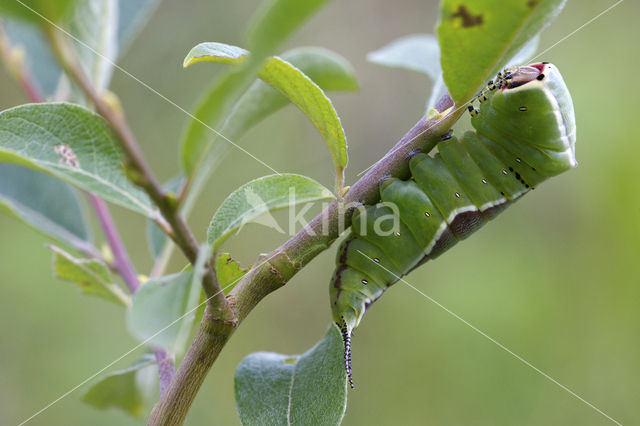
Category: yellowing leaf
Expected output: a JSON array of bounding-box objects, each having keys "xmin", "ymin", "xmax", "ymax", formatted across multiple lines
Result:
[{"xmin": 183, "ymin": 42, "xmax": 249, "ymax": 68}]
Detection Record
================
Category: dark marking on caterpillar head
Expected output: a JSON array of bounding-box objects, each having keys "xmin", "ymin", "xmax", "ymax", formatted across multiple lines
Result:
[
  {"xmin": 451, "ymin": 5, "xmax": 483, "ymax": 27},
  {"xmin": 504, "ymin": 66, "xmax": 542, "ymax": 89}
]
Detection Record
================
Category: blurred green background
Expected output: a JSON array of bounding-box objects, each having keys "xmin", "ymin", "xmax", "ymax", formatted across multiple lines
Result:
[{"xmin": 1, "ymin": 0, "xmax": 639, "ymax": 424}]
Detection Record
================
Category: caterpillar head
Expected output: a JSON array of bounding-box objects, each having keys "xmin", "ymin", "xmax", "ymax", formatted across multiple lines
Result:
[{"xmin": 472, "ymin": 62, "xmax": 577, "ymax": 181}]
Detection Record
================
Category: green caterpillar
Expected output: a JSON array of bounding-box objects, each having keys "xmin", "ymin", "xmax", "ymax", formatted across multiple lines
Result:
[{"xmin": 330, "ymin": 62, "xmax": 576, "ymax": 386}]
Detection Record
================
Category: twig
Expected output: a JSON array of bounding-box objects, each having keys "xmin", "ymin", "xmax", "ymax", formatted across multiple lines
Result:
[
  {"xmin": 87, "ymin": 195, "xmax": 139, "ymax": 292},
  {"xmin": 154, "ymin": 348, "xmax": 175, "ymax": 396},
  {"xmin": 1, "ymin": 21, "xmax": 179, "ymax": 401},
  {"xmin": 45, "ymin": 27, "xmax": 227, "ymax": 309},
  {"xmin": 148, "ymin": 94, "xmax": 459, "ymax": 425},
  {"xmin": 89, "ymin": 195, "xmax": 176, "ymax": 384}
]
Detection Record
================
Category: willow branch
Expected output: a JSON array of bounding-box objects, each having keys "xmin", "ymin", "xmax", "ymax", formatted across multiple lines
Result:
[
  {"xmin": 45, "ymin": 27, "xmax": 227, "ymax": 309},
  {"xmin": 148, "ymin": 95, "xmax": 459, "ymax": 425}
]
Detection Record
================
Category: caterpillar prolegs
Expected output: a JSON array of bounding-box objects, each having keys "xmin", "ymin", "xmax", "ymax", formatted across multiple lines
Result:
[{"xmin": 329, "ymin": 62, "xmax": 576, "ymax": 386}]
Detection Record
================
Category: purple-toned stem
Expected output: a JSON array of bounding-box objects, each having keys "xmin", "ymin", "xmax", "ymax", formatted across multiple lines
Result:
[
  {"xmin": 154, "ymin": 348, "xmax": 175, "ymax": 396},
  {"xmin": 4, "ymin": 26, "xmax": 177, "ymax": 401},
  {"xmin": 88, "ymin": 194, "xmax": 140, "ymax": 293},
  {"xmin": 89, "ymin": 195, "xmax": 176, "ymax": 387},
  {"xmin": 90, "ymin": 196, "xmax": 177, "ymax": 387}
]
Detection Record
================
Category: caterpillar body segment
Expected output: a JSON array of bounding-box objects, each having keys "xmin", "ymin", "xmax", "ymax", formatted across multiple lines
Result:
[{"xmin": 329, "ymin": 63, "xmax": 577, "ymax": 386}]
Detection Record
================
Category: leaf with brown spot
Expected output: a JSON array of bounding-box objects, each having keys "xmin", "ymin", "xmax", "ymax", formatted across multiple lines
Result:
[
  {"xmin": 437, "ymin": 0, "xmax": 567, "ymax": 103},
  {"xmin": 451, "ymin": 5, "xmax": 483, "ymax": 28}
]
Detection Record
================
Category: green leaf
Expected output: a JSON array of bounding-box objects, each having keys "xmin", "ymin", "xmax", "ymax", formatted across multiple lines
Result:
[
  {"xmin": 0, "ymin": 0, "xmax": 78, "ymax": 24},
  {"xmin": 0, "ymin": 103, "xmax": 157, "ymax": 217},
  {"xmin": 0, "ymin": 164, "xmax": 95, "ymax": 253},
  {"xmin": 222, "ymin": 46, "xmax": 358, "ymax": 141},
  {"xmin": 173, "ymin": 47, "xmax": 357, "ymax": 204},
  {"xmin": 182, "ymin": 46, "xmax": 352, "ymax": 179},
  {"xmin": 49, "ymin": 245, "xmax": 129, "ymax": 306},
  {"xmin": 258, "ymin": 56, "xmax": 348, "ymax": 173},
  {"xmin": 82, "ymin": 354, "xmax": 157, "ymax": 418},
  {"xmin": 127, "ymin": 245, "xmax": 208, "ymax": 354},
  {"xmin": 426, "ymin": 33, "xmax": 541, "ymax": 110},
  {"xmin": 180, "ymin": 0, "xmax": 332, "ymax": 175},
  {"xmin": 1, "ymin": 0, "xmax": 160, "ymax": 98},
  {"xmin": 68, "ymin": 0, "xmax": 119, "ymax": 93},
  {"xmin": 282, "ymin": 47, "xmax": 358, "ymax": 92},
  {"xmin": 235, "ymin": 324, "xmax": 347, "ymax": 425},
  {"xmin": 156, "ymin": 48, "xmax": 356, "ymax": 268},
  {"xmin": 179, "ymin": 68, "xmax": 255, "ymax": 174},
  {"xmin": 216, "ymin": 253, "xmax": 249, "ymax": 294},
  {"xmin": 367, "ymin": 33, "xmax": 441, "ymax": 81},
  {"xmin": 207, "ymin": 173, "xmax": 334, "ymax": 251},
  {"xmin": 437, "ymin": 0, "xmax": 566, "ymax": 103},
  {"xmin": 183, "ymin": 42, "xmax": 249, "ymax": 68},
  {"xmin": 246, "ymin": 0, "xmax": 330, "ymax": 59},
  {"xmin": 192, "ymin": 46, "xmax": 358, "ymax": 147}
]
